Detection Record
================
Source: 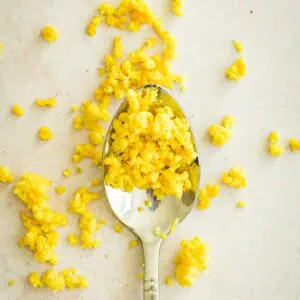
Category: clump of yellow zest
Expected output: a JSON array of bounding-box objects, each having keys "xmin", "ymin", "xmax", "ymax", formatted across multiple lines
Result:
[
  {"xmin": 28, "ymin": 268, "xmax": 88, "ymax": 291},
  {"xmin": 222, "ymin": 167, "xmax": 247, "ymax": 188},
  {"xmin": 208, "ymin": 115, "xmax": 235, "ymax": 146},
  {"xmin": 14, "ymin": 173, "xmax": 67, "ymax": 265},
  {"xmin": 104, "ymin": 88, "xmax": 197, "ymax": 200},
  {"xmin": 198, "ymin": 184, "xmax": 220, "ymax": 210},
  {"xmin": 174, "ymin": 236, "xmax": 208, "ymax": 287},
  {"xmin": 69, "ymin": 188, "xmax": 102, "ymax": 248}
]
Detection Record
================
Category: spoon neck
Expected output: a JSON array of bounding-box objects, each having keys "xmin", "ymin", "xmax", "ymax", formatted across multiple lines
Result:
[{"xmin": 143, "ymin": 241, "xmax": 162, "ymax": 300}]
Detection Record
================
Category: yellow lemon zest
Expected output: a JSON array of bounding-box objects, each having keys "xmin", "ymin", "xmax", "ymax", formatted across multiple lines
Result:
[
  {"xmin": 40, "ymin": 26, "xmax": 59, "ymax": 43},
  {"xmin": 226, "ymin": 57, "xmax": 246, "ymax": 80},
  {"xmin": 14, "ymin": 173, "xmax": 67, "ymax": 265},
  {"xmin": 0, "ymin": 166, "xmax": 14, "ymax": 183},
  {"xmin": 198, "ymin": 184, "xmax": 220, "ymax": 210},
  {"xmin": 38, "ymin": 126, "xmax": 53, "ymax": 141},
  {"xmin": 174, "ymin": 236, "xmax": 209, "ymax": 287},
  {"xmin": 208, "ymin": 115, "xmax": 235, "ymax": 146},
  {"xmin": 12, "ymin": 104, "xmax": 24, "ymax": 117},
  {"xmin": 221, "ymin": 167, "xmax": 247, "ymax": 188}
]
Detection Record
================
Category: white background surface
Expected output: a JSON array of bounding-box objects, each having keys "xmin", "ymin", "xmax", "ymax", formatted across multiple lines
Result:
[{"xmin": 0, "ymin": 0, "xmax": 300, "ymax": 299}]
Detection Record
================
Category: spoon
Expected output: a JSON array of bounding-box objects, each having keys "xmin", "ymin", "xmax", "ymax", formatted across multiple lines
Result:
[{"xmin": 102, "ymin": 84, "xmax": 201, "ymax": 300}]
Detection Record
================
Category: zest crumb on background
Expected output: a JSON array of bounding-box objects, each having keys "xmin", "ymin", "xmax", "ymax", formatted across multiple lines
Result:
[
  {"xmin": 174, "ymin": 236, "xmax": 208, "ymax": 287},
  {"xmin": 222, "ymin": 167, "xmax": 247, "ymax": 188},
  {"xmin": 198, "ymin": 184, "xmax": 220, "ymax": 210},
  {"xmin": 40, "ymin": 26, "xmax": 59, "ymax": 43},
  {"xmin": 268, "ymin": 131, "xmax": 284, "ymax": 156},
  {"xmin": 28, "ymin": 268, "xmax": 88, "ymax": 291},
  {"xmin": 38, "ymin": 126, "xmax": 53, "ymax": 141},
  {"xmin": 0, "ymin": 166, "xmax": 14, "ymax": 183},
  {"xmin": 226, "ymin": 57, "xmax": 246, "ymax": 80},
  {"xmin": 208, "ymin": 115, "xmax": 235, "ymax": 146},
  {"xmin": 12, "ymin": 104, "xmax": 24, "ymax": 117}
]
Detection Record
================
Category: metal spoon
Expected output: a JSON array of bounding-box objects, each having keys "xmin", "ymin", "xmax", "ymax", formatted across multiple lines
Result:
[{"xmin": 102, "ymin": 84, "xmax": 200, "ymax": 300}]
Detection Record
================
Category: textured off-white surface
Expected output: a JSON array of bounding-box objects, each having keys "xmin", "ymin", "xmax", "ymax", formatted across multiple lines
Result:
[{"xmin": 0, "ymin": 0, "xmax": 300, "ymax": 300}]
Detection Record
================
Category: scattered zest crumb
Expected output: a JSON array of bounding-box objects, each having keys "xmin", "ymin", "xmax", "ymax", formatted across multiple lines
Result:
[
  {"xmin": 137, "ymin": 273, "xmax": 144, "ymax": 280},
  {"xmin": 0, "ymin": 166, "xmax": 14, "ymax": 183},
  {"xmin": 164, "ymin": 276, "xmax": 174, "ymax": 286},
  {"xmin": 0, "ymin": 43, "xmax": 4, "ymax": 51},
  {"xmin": 129, "ymin": 239, "xmax": 139, "ymax": 249},
  {"xmin": 71, "ymin": 105, "xmax": 79, "ymax": 112},
  {"xmin": 67, "ymin": 234, "xmax": 79, "ymax": 246},
  {"xmin": 268, "ymin": 131, "xmax": 284, "ymax": 156},
  {"xmin": 8, "ymin": 279, "xmax": 15, "ymax": 286},
  {"xmin": 172, "ymin": 0, "xmax": 184, "ymax": 17},
  {"xmin": 63, "ymin": 169, "xmax": 72, "ymax": 178},
  {"xmin": 153, "ymin": 226, "xmax": 161, "ymax": 237},
  {"xmin": 226, "ymin": 57, "xmax": 247, "ymax": 80},
  {"xmin": 75, "ymin": 167, "xmax": 83, "ymax": 174},
  {"xmin": 38, "ymin": 126, "xmax": 53, "ymax": 141},
  {"xmin": 233, "ymin": 40, "xmax": 244, "ymax": 52},
  {"xmin": 41, "ymin": 26, "xmax": 59, "ymax": 43},
  {"xmin": 236, "ymin": 201, "xmax": 247, "ymax": 208},
  {"xmin": 222, "ymin": 167, "xmax": 247, "ymax": 188},
  {"xmin": 198, "ymin": 184, "xmax": 220, "ymax": 210},
  {"xmin": 35, "ymin": 97, "xmax": 57, "ymax": 108},
  {"xmin": 137, "ymin": 206, "xmax": 144, "ymax": 212},
  {"xmin": 160, "ymin": 232, "xmax": 167, "ymax": 240},
  {"xmin": 269, "ymin": 144, "xmax": 285, "ymax": 156},
  {"xmin": 208, "ymin": 115, "xmax": 235, "ymax": 146},
  {"xmin": 55, "ymin": 185, "xmax": 67, "ymax": 195},
  {"xmin": 289, "ymin": 138, "xmax": 300, "ymax": 152},
  {"xmin": 12, "ymin": 104, "xmax": 24, "ymax": 117},
  {"xmin": 91, "ymin": 178, "xmax": 101, "ymax": 187},
  {"xmin": 144, "ymin": 200, "xmax": 152, "ymax": 207},
  {"xmin": 114, "ymin": 224, "xmax": 123, "ymax": 234},
  {"xmin": 170, "ymin": 218, "xmax": 179, "ymax": 233},
  {"xmin": 268, "ymin": 131, "xmax": 280, "ymax": 144}
]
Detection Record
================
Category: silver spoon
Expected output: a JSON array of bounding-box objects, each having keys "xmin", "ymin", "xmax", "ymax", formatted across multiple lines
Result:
[{"xmin": 102, "ymin": 84, "xmax": 200, "ymax": 300}]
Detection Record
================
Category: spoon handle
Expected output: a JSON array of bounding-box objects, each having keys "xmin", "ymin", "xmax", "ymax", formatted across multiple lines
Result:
[{"xmin": 143, "ymin": 242, "xmax": 161, "ymax": 300}]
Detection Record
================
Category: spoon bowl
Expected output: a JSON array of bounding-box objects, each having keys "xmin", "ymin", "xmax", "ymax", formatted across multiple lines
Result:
[{"xmin": 102, "ymin": 84, "xmax": 201, "ymax": 299}]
